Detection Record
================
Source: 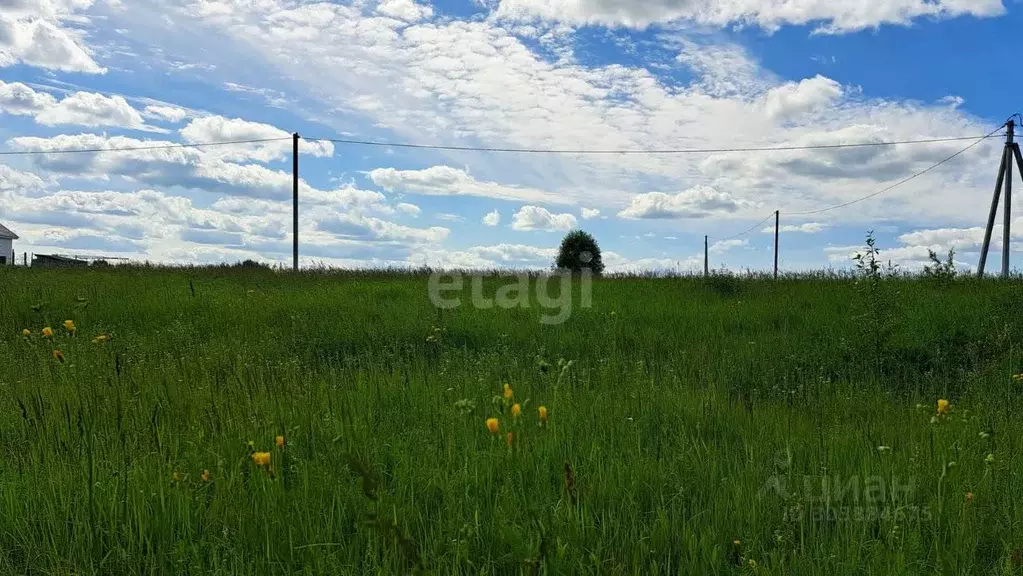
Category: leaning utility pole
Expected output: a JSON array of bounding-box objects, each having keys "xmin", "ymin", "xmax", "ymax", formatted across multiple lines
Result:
[{"xmin": 978, "ymin": 120, "xmax": 1021, "ymax": 278}]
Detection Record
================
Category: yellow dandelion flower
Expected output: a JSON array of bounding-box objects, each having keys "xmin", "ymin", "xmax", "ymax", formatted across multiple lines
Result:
[
  {"xmin": 252, "ymin": 451, "xmax": 271, "ymax": 467},
  {"xmin": 506, "ymin": 432, "xmax": 514, "ymax": 448},
  {"xmin": 22, "ymin": 329, "xmax": 30, "ymax": 337},
  {"xmin": 63, "ymin": 320, "xmax": 76, "ymax": 333},
  {"xmin": 52, "ymin": 349, "xmax": 64, "ymax": 363},
  {"xmin": 538, "ymin": 406, "xmax": 548, "ymax": 423},
  {"xmin": 41, "ymin": 327, "xmax": 53, "ymax": 338},
  {"xmin": 511, "ymin": 403, "xmax": 521, "ymax": 418},
  {"xmin": 201, "ymin": 470, "xmax": 211, "ymax": 483},
  {"xmin": 733, "ymin": 539, "xmax": 741, "ymax": 546},
  {"xmin": 937, "ymin": 399, "xmax": 950, "ymax": 415},
  {"xmin": 276, "ymin": 435, "xmax": 285, "ymax": 448},
  {"xmin": 965, "ymin": 492, "xmax": 974, "ymax": 502},
  {"xmin": 486, "ymin": 418, "xmax": 500, "ymax": 434},
  {"xmin": 503, "ymin": 383, "xmax": 513, "ymax": 400},
  {"xmin": 91, "ymin": 334, "xmax": 110, "ymax": 344},
  {"xmin": 172, "ymin": 472, "xmax": 180, "ymax": 482}
]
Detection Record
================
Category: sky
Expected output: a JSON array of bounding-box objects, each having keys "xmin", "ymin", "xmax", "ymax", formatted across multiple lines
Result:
[{"xmin": 0, "ymin": 0, "xmax": 1021, "ymax": 273}]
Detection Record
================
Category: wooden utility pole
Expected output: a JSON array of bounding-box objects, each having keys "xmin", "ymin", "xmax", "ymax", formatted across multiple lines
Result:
[
  {"xmin": 978, "ymin": 120, "xmax": 1022, "ymax": 278},
  {"xmin": 293, "ymin": 133, "xmax": 300, "ymax": 272},
  {"xmin": 704, "ymin": 235, "xmax": 709, "ymax": 277},
  {"xmin": 773, "ymin": 210, "xmax": 779, "ymax": 279}
]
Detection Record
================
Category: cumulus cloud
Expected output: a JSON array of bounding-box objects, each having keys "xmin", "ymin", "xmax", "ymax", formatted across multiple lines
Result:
[
  {"xmin": 762, "ymin": 222, "xmax": 826, "ymax": 234},
  {"xmin": 368, "ymin": 165, "xmax": 566, "ymax": 204},
  {"xmin": 492, "ymin": 0, "xmax": 1004, "ymax": 34},
  {"xmin": 710, "ymin": 239, "xmax": 747, "ymax": 254},
  {"xmin": 482, "ymin": 209, "xmax": 501, "ymax": 226},
  {"xmin": 619, "ymin": 186, "xmax": 745, "ymax": 219},
  {"xmin": 0, "ymin": 81, "xmax": 155, "ymax": 130},
  {"xmin": 143, "ymin": 105, "xmax": 190, "ymax": 123},
  {"xmin": 0, "ymin": 0, "xmax": 105, "ymax": 73},
  {"xmin": 511, "ymin": 205, "xmax": 578, "ymax": 231},
  {"xmin": 396, "ymin": 202, "xmax": 422, "ymax": 217},
  {"xmin": 581, "ymin": 207, "xmax": 600, "ymax": 220},
  {"xmin": 179, "ymin": 116, "xmax": 333, "ymax": 162}
]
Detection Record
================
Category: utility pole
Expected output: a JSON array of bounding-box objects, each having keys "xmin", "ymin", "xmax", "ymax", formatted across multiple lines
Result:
[
  {"xmin": 978, "ymin": 120, "xmax": 1022, "ymax": 278},
  {"xmin": 293, "ymin": 133, "xmax": 300, "ymax": 272},
  {"xmin": 704, "ymin": 235, "xmax": 709, "ymax": 277},
  {"xmin": 773, "ymin": 210, "xmax": 779, "ymax": 280}
]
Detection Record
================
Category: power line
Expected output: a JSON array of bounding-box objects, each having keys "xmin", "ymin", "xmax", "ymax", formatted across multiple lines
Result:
[
  {"xmin": 709, "ymin": 211, "xmax": 777, "ymax": 242},
  {"xmin": 304, "ymin": 133, "xmax": 1003, "ymax": 155},
  {"xmin": 0, "ymin": 137, "xmax": 292, "ymax": 156},
  {"xmin": 786, "ymin": 124, "xmax": 1005, "ymax": 216}
]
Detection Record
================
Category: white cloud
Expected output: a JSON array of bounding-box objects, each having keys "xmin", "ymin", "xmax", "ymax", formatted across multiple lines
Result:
[
  {"xmin": 581, "ymin": 207, "xmax": 600, "ymax": 220},
  {"xmin": 492, "ymin": 0, "xmax": 1005, "ymax": 34},
  {"xmin": 180, "ymin": 116, "xmax": 333, "ymax": 162},
  {"xmin": 710, "ymin": 239, "xmax": 747, "ymax": 254},
  {"xmin": 375, "ymin": 0, "xmax": 434, "ymax": 22},
  {"xmin": 435, "ymin": 213, "xmax": 463, "ymax": 222},
  {"xmin": 761, "ymin": 222, "xmax": 826, "ymax": 234},
  {"xmin": 0, "ymin": 0, "xmax": 105, "ymax": 73},
  {"xmin": 619, "ymin": 186, "xmax": 745, "ymax": 219},
  {"xmin": 482, "ymin": 209, "xmax": 501, "ymax": 226},
  {"xmin": 0, "ymin": 81, "xmax": 155, "ymax": 130},
  {"xmin": 143, "ymin": 105, "xmax": 189, "ymax": 123},
  {"xmin": 396, "ymin": 202, "xmax": 422, "ymax": 217},
  {"xmin": 511, "ymin": 205, "xmax": 578, "ymax": 231},
  {"xmin": 368, "ymin": 165, "xmax": 566, "ymax": 204},
  {"xmin": 761, "ymin": 76, "xmax": 842, "ymax": 121}
]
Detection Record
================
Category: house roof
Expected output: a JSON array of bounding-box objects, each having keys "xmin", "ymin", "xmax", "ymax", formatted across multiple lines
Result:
[{"xmin": 0, "ymin": 223, "xmax": 18, "ymax": 240}]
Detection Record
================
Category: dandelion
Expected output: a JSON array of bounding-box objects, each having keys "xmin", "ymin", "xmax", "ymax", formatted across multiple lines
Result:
[
  {"xmin": 172, "ymin": 471, "xmax": 181, "ymax": 482},
  {"xmin": 538, "ymin": 406, "xmax": 548, "ymax": 423},
  {"xmin": 965, "ymin": 492, "xmax": 974, "ymax": 502},
  {"xmin": 41, "ymin": 327, "xmax": 53, "ymax": 338},
  {"xmin": 63, "ymin": 320, "xmax": 76, "ymax": 334},
  {"xmin": 733, "ymin": 539, "xmax": 741, "ymax": 546},
  {"xmin": 52, "ymin": 349, "xmax": 64, "ymax": 363},
  {"xmin": 486, "ymin": 418, "xmax": 500, "ymax": 434},
  {"xmin": 937, "ymin": 399, "xmax": 951, "ymax": 415},
  {"xmin": 506, "ymin": 432, "xmax": 514, "ymax": 448},
  {"xmin": 503, "ymin": 383, "xmax": 513, "ymax": 400},
  {"xmin": 511, "ymin": 403, "xmax": 521, "ymax": 418},
  {"xmin": 92, "ymin": 334, "xmax": 110, "ymax": 344},
  {"xmin": 252, "ymin": 451, "xmax": 271, "ymax": 467},
  {"xmin": 276, "ymin": 435, "xmax": 285, "ymax": 448},
  {"xmin": 201, "ymin": 470, "xmax": 211, "ymax": 483},
  {"xmin": 21, "ymin": 329, "xmax": 30, "ymax": 337}
]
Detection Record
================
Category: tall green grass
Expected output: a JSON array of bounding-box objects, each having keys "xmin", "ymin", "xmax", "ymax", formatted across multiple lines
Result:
[{"xmin": 2, "ymin": 266, "xmax": 1023, "ymax": 574}]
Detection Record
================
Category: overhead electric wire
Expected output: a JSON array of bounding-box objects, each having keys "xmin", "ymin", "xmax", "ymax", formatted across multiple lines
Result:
[
  {"xmin": 0, "ymin": 137, "xmax": 293, "ymax": 156},
  {"xmin": 786, "ymin": 123, "xmax": 1006, "ymax": 216},
  {"xmin": 708, "ymin": 211, "xmax": 778, "ymax": 242},
  {"xmin": 303, "ymin": 133, "xmax": 1003, "ymax": 155}
]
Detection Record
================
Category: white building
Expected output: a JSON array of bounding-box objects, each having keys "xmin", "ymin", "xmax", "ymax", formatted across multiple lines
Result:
[{"xmin": 0, "ymin": 223, "xmax": 18, "ymax": 265}]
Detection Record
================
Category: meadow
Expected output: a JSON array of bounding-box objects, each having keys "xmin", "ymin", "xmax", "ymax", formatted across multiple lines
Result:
[{"xmin": 3, "ymin": 264, "xmax": 1023, "ymax": 574}]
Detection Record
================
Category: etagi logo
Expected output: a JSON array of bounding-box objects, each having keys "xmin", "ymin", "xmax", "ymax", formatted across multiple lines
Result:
[{"xmin": 427, "ymin": 265, "xmax": 593, "ymax": 325}]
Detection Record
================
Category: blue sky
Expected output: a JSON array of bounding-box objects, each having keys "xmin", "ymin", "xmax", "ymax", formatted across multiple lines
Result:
[{"xmin": 0, "ymin": 0, "xmax": 1021, "ymax": 272}]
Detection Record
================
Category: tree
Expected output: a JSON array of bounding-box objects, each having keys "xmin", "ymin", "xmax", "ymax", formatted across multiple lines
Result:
[{"xmin": 556, "ymin": 230, "xmax": 604, "ymax": 275}]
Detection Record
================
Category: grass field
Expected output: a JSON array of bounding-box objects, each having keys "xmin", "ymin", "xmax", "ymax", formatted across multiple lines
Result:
[{"xmin": 3, "ymin": 265, "xmax": 1023, "ymax": 574}]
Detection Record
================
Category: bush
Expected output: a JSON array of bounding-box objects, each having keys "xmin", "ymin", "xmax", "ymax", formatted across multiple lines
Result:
[{"xmin": 555, "ymin": 230, "xmax": 604, "ymax": 276}]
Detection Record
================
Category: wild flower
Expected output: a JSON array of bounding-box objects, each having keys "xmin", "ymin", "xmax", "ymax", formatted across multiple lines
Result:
[
  {"xmin": 21, "ymin": 329, "xmax": 30, "ymax": 337},
  {"xmin": 965, "ymin": 492, "xmax": 974, "ymax": 502},
  {"xmin": 41, "ymin": 327, "xmax": 53, "ymax": 338},
  {"xmin": 63, "ymin": 320, "xmax": 76, "ymax": 334},
  {"xmin": 538, "ymin": 406, "xmax": 548, "ymax": 423},
  {"xmin": 511, "ymin": 403, "xmax": 521, "ymax": 418},
  {"xmin": 172, "ymin": 472, "xmax": 181, "ymax": 482},
  {"xmin": 252, "ymin": 452, "xmax": 271, "ymax": 467},
  {"xmin": 276, "ymin": 435, "xmax": 285, "ymax": 448},
  {"xmin": 201, "ymin": 470, "xmax": 211, "ymax": 483},
  {"xmin": 52, "ymin": 349, "xmax": 64, "ymax": 363},
  {"xmin": 937, "ymin": 399, "xmax": 951, "ymax": 415},
  {"xmin": 503, "ymin": 383, "xmax": 513, "ymax": 400},
  {"xmin": 92, "ymin": 334, "xmax": 110, "ymax": 344},
  {"xmin": 506, "ymin": 432, "xmax": 514, "ymax": 448},
  {"xmin": 486, "ymin": 418, "xmax": 499, "ymax": 434}
]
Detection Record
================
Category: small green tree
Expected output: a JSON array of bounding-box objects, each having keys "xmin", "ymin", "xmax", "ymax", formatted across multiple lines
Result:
[{"xmin": 556, "ymin": 230, "xmax": 604, "ymax": 275}]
